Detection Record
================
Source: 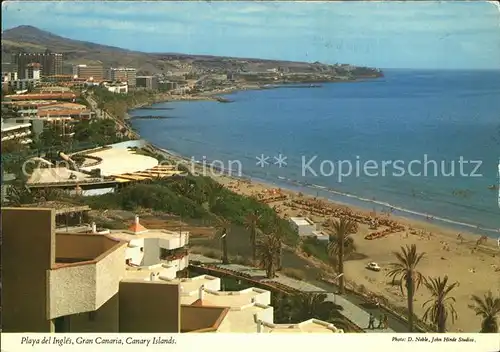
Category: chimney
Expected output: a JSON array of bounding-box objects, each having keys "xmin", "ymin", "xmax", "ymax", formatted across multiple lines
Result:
[
  {"xmin": 198, "ymin": 285, "xmax": 205, "ymax": 301},
  {"xmin": 150, "ymin": 272, "xmax": 156, "ymax": 281},
  {"xmin": 91, "ymin": 222, "xmax": 97, "ymax": 233},
  {"xmin": 254, "ymin": 314, "xmax": 262, "ymax": 333},
  {"xmin": 135, "ymin": 215, "xmax": 140, "ymax": 225}
]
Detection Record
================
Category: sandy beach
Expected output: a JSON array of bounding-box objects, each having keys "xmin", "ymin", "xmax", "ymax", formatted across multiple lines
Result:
[{"xmin": 207, "ymin": 172, "xmax": 499, "ymax": 332}]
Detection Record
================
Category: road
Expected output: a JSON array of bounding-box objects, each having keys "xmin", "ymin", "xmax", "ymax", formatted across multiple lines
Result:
[
  {"xmin": 84, "ymin": 92, "xmax": 139, "ymax": 139},
  {"xmin": 190, "ymin": 254, "xmax": 411, "ymax": 333}
]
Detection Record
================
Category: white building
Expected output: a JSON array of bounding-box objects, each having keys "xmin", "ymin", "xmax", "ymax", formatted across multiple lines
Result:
[
  {"xmin": 289, "ymin": 217, "xmax": 316, "ymax": 237},
  {"xmin": 312, "ymin": 230, "xmax": 330, "ymax": 242},
  {"xmin": 102, "ymin": 81, "xmax": 128, "ymax": 94},
  {"xmin": 107, "ymin": 215, "xmax": 189, "ymax": 274},
  {"xmin": 1, "ymin": 119, "xmax": 32, "ymax": 144}
]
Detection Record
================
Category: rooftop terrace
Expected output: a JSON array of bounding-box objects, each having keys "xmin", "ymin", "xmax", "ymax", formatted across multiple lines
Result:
[{"xmin": 79, "ymin": 147, "xmax": 158, "ymax": 177}]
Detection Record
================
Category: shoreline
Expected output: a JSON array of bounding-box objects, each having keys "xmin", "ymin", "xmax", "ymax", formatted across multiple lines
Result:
[
  {"xmin": 149, "ymin": 144, "xmax": 498, "ymax": 332},
  {"xmin": 153, "ymin": 146, "xmax": 499, "ymax": 239}
]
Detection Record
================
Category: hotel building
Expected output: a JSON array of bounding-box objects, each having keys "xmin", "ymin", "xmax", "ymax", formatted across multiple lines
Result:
[
  {"xmin": 2, "ymin": 207, "xmax": 344, "ymax": 334},
  {"xmin": 136, "ymin": 76, "xmax": 158, "ymax": 90},
  {"xmin": 73, "ymin": 64, "xmax": 104, "ymax": 81},
  {"xmin": 107, "ymin": 67, "xmax": 137, "ymax": 87},
  {"xmin": 12, "ymin": 52, "xmax": 63, "ymax": 79}
]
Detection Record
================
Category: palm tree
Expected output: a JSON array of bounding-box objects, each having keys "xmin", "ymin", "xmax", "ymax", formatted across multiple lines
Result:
[
  {"xmin": 422, "ymin": 276, "xmax": 458, "ymax": 332},
  {"xmin": 245, "ymin": 211, "xmax": 261, "ymax": 265},
  {"xmin": 470, "ymin": 291, "xmax": 500, "ymax": 333},
  {"xmin": 257, "ymin": 233, "xmax": 281, "ymax": 279},
  {"xmin": 326, "ymin": 217, "xmax": 357, "ymax": 294},
  {"xmin": 289, "ymin": 293, "xmax": 343, "ymax": 322},
  {"xmin": 387, "ymin": 244, "xmax": 426, "ymax": 332},
  {"xmin": 215, "ymin": 217, "xmax": 231, "ymax": 264},
  {"xmin": 270, "ymin": 218, "xmax": 285, "ymax": 271}
]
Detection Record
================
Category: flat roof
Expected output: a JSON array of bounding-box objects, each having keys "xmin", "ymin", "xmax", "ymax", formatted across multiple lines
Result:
[
  {"xmin": 21, "ymin": 201, "xmax": 90, "ymax": 215},
  {"xmin": 38, "ymin": 103, "xmax": 87, "ymax": 110},
  {"xmin": 79, "ymin": 147, "xmax": 158, "ymax": 177},
  {"xmin": 107, "ymin": 228, "xmax": 189, "ymax": 242},
  {"xmin": 38, "ymin": 109, "xmax": 92, "ymax": 117},
  {"xmin": 181, "ymin": 287, "xmax": 267, "ymax": 307},
  {"xmin": 263, "ymin": 319, "xmax": 343, "ymax": 333},
  {"xmin": 290, "ymin": 217, "xmax": 314, "ymax": 226},
  {"xmin": 27, "ymin": 167, "xmax": 95, "ymax": 185},
  {"xmin": 5, "ymin": 93, "xmax": 77, "ymax": 100}
]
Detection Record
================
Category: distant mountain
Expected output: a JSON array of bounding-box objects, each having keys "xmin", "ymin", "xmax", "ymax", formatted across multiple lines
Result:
[
  {"xmin": 1, "ymin": 25, "xmax": 381, "ymax": 77},
  {"xmin": 2, "ymin": 25, "xmax": 168, "ymax": 73}
]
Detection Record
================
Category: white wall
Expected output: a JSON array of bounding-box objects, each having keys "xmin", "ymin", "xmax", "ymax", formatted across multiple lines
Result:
[
  {"xmin": 143, "ymin": 238, "xmax": 160, "ymax": 266},
  {"xmin": 126, "ymin": 238, "xmax": 145, "ymax": 266}
]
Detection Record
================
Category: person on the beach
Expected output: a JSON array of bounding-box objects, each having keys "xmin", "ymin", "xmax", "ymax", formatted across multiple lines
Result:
[
  {"xmin": 383, "ymin": 314, "xmax": 389, "ymax": 329},
  {"xmin": 368, "ymin": 313, "xmax": 375, "ymax": 330}
]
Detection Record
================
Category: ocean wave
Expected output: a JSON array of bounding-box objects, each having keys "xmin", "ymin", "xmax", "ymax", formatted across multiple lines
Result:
[{"xmin": 274, "ymin": 177, "xmax": 500, "ymax": 236}]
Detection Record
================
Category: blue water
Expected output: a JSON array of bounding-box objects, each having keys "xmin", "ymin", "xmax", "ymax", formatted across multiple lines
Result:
[{"xmin": 131, "ymin": 69, "xmax": 500, "ymax": 236}]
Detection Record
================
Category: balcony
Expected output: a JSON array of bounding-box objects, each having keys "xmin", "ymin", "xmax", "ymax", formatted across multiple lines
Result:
[{"xmin": 48, "ymin": 233, "xmax": 127, "ymax": 319}]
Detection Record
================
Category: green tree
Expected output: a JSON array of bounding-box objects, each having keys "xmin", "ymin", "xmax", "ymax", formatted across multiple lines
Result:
[
  {"xmin": 288, "ymin": 293, "xmax": 342, "ymax": 322},
  {"xmin": 216, "ymin": 217, "xmax": 231, "ymax": 264},
  {"xmin": 257, "ymin": 233, "xmax": 281, "ymax": 279},
  {"xmin": 326, "ymin": 217, "xmax": 357, "ymax": 294},
  {"xmin": 470, "ymin": 291, "xmax": 500, "ymax": 333},
  {"xmin": 422, "ymin": 275, "xmax": 458, "ymax": 332},
  {"xmin": 387, "ymin": 244, "xmax": 426, "ymax": 332},
  {"xmin": 245, "ymin": 211, "xmax": 261, "ymax": 265}
]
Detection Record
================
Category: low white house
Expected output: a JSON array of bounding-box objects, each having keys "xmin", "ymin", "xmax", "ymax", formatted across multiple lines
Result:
[
  {"xmin": 289, "ymin": 217, "xmax": 316, "ymax": 237},
  {"xmin": 312, "ymin": 230, "xmax": 330, "ymax": 242}
]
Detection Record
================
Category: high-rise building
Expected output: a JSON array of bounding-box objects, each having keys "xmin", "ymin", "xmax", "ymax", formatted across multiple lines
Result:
[
  {"xmin": 107, "ymin": 67, "xmax": 137, "ymax": 87},
  {"xmin": 136, "ymin": 76, "xmax": 158, "ymax": 90},
  {"xmin": 12, "ymin": 52, "xmax": 63, "ymax": 79},
  {"xmin": 72, "ymin": 64, "xmax": 103, "ymax": 81},
  {"xmin": 25, "ymin": 63, "xmax": 41, "ymax": 79}
]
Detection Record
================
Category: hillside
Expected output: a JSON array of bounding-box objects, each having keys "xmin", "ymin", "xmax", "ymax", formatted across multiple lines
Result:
[{"xmin": 2, "ymin": 25, "xmax": 382, "ymax": 77}]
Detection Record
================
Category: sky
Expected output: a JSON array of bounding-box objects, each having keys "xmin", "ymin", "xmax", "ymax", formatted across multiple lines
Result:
[{"xmin": 2, "ymin": 1, "xmax": 500, "ymax": 69}]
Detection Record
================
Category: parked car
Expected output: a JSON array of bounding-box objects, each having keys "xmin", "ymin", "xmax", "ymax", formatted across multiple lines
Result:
[{"xmin": 366, "ymin": 262, "xmax": 381, "ymax": 272}]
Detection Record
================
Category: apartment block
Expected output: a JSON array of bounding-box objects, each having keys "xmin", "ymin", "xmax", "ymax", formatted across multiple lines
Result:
[
  {"xmin": 73, "ymin": 64, "xmax": 104, "ymax": 81},
  {"xmin": 136, "ymin": 76, "xmax": 158, "ymax": 90},
  {"xmin": 12, "ymin": 52, "xmax": 63, "ymax": 79},
  {"xmin": 2, "ymin": 207, "xmax": 345, "ymax": 334},
  {"xmin": 107, "ymin": 67, "xmax": 137, "ymax": 87}
]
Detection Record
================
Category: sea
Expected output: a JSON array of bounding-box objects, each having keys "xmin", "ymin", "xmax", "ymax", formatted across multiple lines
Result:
[{"xmin": 130, "ymin": 69, "xmax": 500, "ymax": 237}]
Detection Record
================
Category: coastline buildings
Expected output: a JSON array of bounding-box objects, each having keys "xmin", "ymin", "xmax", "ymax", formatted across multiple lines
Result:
[
  {"xmin": 107, "ymin": 67, "xmax": 137, "ymax": 88},
  {"xmin": 2, "ymin": 207, "xmax": 344, "ymax": 333},
  {"xmin": 2, "ymin": 62, "xmax": 42, "ymax": 92},
  {"xmin": 73, "ymin": 64, "xmax": 104, "ymax": 81},
  {"xmin": 2, "ymin": 97, "xmax": 94, "ymax": 137},
  {"xmin": 12, "ymin": 52, "xmax": 63, "ymax": 79},
  {"xmin": 136, "ymin": 75, "xmax": 158, "ymax": 90}
]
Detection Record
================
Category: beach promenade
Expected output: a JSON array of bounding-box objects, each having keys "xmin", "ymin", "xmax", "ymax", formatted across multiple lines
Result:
[{"xmin": 190, "ymin": 254, "xmax": 396, "ymax": 333}]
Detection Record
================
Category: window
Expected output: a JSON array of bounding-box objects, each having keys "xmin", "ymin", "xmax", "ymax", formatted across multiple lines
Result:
[
  {"xmin": 140, "ymin": 247, "xmax": 144, "ymax": 252},
  {"xmin": 125, "ymin": 258, "xmax": 131, "ymax": 265}
]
